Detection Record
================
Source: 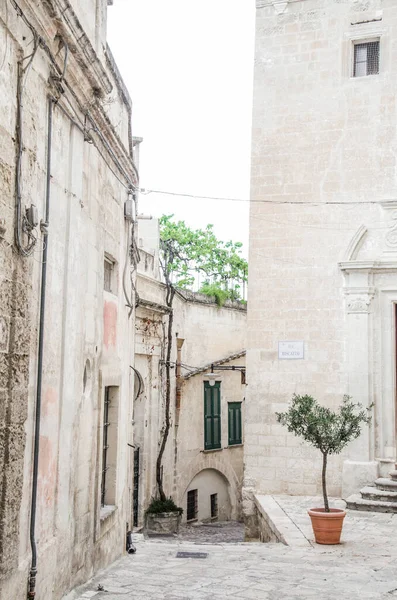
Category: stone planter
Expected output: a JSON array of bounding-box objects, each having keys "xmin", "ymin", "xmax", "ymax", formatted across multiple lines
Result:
[{"xmin": 145, "ymin": 511, "xmax": 181, "ymax": 535}]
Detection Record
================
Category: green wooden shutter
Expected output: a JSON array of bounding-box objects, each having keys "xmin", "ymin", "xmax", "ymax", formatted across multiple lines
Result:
[
  {"xmin": 204, "ymin": 383, "xmax": 213, "ymax": 450},
  {"xmin": 204, "ymin": 382, "xmax": 221, "ymax": 450},
  {"xmin": 212, "ymin": 384, "xmax": 221, "ymax": 449},
  {"xmin": 228, "ymin": 402, "xmax": 242, "ymax": 445}
]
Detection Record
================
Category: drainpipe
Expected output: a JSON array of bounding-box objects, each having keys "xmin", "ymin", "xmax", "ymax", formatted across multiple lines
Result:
[{"xmin": 27, "ymin": 97, "xmax": 53, "ymax": 599}]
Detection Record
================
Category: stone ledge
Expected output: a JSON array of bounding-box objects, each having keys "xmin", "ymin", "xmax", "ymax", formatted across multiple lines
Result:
[{"xmin": 254, "ymin": 495, "xmax": 311, "ymax": 547}]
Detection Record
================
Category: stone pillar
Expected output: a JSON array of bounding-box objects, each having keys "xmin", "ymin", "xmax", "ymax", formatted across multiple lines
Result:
[{"xmin": 340, "ymin": 274, "xmax": 379, "ymax": 497}]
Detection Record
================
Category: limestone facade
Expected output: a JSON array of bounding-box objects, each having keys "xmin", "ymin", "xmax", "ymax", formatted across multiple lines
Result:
[
  {"xmin": 0, "ymin": 1, "xmax": 137, "ymax": 598},
  {"xmin": 134, "ymin": 219, "xmax": 246, "ymax": 526},
  {"xmin": 245, "ymin": 0, "xmax": 397, "ymax": 515}
]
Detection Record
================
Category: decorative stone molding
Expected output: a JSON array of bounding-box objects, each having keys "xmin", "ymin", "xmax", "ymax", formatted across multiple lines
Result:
[
  {"xmin": 346, "ymin": 295, "xmax": 373, "ymax": 314},
  {"xmin": 343, "ymin": 225, "xmax": 368, "ymax": 262},
  {"xmin": 272, "ymin": 1, "xmax": 288, "ymax": 14},
  {"xmin": 385, "ymin": 210, "xmax": 397, "ymax": 249},
  {"xmin": 339, "ymin": 260, "xmax": 397, "ymax": 273},
  {"xmin": 344, "ymin": 288, "xmax": 375, "ymax": 314},
  {"xmin": 380, "ymin": 201, "xmax": 397, "ymax": 256}
]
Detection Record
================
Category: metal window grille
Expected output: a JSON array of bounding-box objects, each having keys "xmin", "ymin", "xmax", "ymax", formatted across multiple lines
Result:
[
  {"xmin": 133, "ymin": 448, "xmax": 140, "ymax": 527},
  {"xmin": 104, "ymin": 258, "xmax": 113, "ymax": 292},
  {"xmin": 187, "ymin": 489, "xmax": 198, "ymax": 521},
  {"xmin": 354, "ymin": 41, "xmax": 379, "ymax": 77},
  {"xmin": 210, "ymin": 493, "xmax": 218, "ymax": 519},
  {"xmin": 101, "ymin": 387, "xmax": 111, "ymax": 507}
]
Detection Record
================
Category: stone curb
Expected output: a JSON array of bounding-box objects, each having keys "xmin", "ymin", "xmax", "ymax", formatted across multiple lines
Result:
[{"xmin": 254, "ymin": 494, "xmax": 312, "ymax": 547}]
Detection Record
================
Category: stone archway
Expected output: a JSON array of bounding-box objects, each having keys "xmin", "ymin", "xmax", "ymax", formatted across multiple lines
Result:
[
  {"xmin": 182, "ymin": 468, "xmax": 231, "ymax": 523},
  {"xmin": 178, "ymin": 453, "xmax": 241, "ymax": 521}
]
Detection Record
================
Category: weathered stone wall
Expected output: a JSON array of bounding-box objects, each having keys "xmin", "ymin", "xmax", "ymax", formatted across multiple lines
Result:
[
  {"xmin": 0, "ymin": 1, "xmax": 136, "ymax": 598},
  {"xmin": 245, "ymin": 0, "xmax": 397, "ymax": 506}
]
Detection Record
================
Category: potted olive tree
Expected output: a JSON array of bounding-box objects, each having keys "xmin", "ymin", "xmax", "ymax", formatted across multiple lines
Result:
[
  {"xmin": 276, "ymin": 394, "xmax": 371, "ymax": 545},
  {"xmin": 145, "ymin": 497, "xmax": 183, "ymax": 535}
]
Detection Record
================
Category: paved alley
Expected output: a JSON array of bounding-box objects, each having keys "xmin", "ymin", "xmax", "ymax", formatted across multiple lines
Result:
[{"xmin": 65, "ymin": 500, "xmax": 397, "ymax": 600}]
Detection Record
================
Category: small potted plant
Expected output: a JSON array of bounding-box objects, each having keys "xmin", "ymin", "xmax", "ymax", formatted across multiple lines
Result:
[
  {"xmin": 276, "ymin": 394, "xmax": 371, "ymax": 545},
  {"xmin": 145, "ymin": 497, "xmax": 183, "ymax": 535}
]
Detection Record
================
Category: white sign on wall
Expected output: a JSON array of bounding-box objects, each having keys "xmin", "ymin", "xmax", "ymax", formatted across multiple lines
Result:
[{"xmin": 278, "ymin": 341, "xmax": 304, "ymax": 360}]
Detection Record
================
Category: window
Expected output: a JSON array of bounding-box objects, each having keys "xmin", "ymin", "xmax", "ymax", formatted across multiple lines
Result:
[
  {"xmin": 204, "ymin": 382, "xmax": 221, "ymax": 450},
  {"xmin": 353, "ymin": 41, "xmax": 379, "ymax": 77},
  {"xmin": 187, "ymin": 489, "xmax": 198, "ymax": 521},
  {"xmin": 104, "ymin": 256, "xmax": 115, "ymax": 293},
  {"xmin": 101, "ymin": 386, "xmax": 119, "ymax": 507},
  {"xmin": 210, "ymin": 493, "xmax": 218, "ymax": 520},
  {"xmin": 228, "ymin": 402, "xmax": 242, "ymax": 446}
]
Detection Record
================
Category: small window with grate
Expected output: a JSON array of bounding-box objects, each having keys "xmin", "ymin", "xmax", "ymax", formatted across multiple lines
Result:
[
  {"xmin": 210, "ymin": 493, "xmax": 218, "ymax": 520},
  {"xmin": 187, "ymin": 489, "xmax": 198, "ymax": 521},
  {"xmin": 104, "ymin": 257, "xmax": 114, "ymax": 293},
  {"xmin": 101, "ymin": 386, "xmax": 119, "ymax": 510},
  {"xmin": 353, "ymin": 41, "xmax": 379, "ymax": 77}
]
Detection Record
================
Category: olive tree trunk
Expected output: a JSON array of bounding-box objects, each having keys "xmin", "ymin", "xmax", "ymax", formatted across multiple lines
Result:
[{"xmin": 321, "ymin": 452, "xmax": 329, "ymax": 512}]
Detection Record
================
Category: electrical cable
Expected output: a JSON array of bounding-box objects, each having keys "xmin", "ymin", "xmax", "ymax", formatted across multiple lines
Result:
[
  {"xmin": 122, "ymin": 221, "xmax": 134, "ymax": 315},
  {"xmin": 141, "ymin": 188, "xmax": 387, "ymax": 206},
  {"xmin": 14, "ymin": 33, "xmax": 39, "ymax": 256},
  {"xmin": 60, "ymin": 40, "xmax": 68, "ymax": 82}
]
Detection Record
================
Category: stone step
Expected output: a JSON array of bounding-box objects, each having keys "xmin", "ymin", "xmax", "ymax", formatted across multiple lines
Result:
[
  {"xmin": 346, "ymin": 494, "xmax": 397, "ymax": 513},
  {"xmin": 360, "ymin": 486, "xmax": 397, "ymax": 503},
  {"xmin": 389, "ymin": 470, "xmax": 397, "ymax": 481},
  {"xmin": 375, "ymin": 477, "xmax": 397, "ymax": 492}
]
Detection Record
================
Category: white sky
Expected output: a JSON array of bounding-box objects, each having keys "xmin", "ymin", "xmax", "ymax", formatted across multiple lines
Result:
[{"xmin": 107, "ymin": 0, "xmax": 255, "ymax": 254}]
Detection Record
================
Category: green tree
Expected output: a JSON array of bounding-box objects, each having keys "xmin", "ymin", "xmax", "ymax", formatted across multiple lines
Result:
[
  {"xmin": 276, "ymin": 395, "xmax": 372, "ymax": 512},
  {"xmin": 154, "ymin": 215, "xmax": 247, "ymax": 503},
  {"xmin": 159, "ymin": 214, "xmax": 247, "ymax": 304}
]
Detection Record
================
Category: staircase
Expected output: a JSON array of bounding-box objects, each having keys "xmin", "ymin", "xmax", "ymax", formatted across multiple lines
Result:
[{"xmin": 346, "ymin": 465, "xmax": 397, "ymax": 513}]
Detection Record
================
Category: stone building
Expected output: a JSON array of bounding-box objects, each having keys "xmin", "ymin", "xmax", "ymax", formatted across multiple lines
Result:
[
  {"xmin": 134, "ymin": 219, "xmax": 246, "ymax": 527},
  {"xmin": 0, "ymin": 1, "xmax": 138, "ymax": 598},
  {"xmin": 244, "ymin": 0, "xmax": 397, "ymax": 530}
]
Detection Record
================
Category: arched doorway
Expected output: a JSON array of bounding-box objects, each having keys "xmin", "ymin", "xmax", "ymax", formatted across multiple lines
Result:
[{"xmin": 182, "ymin": 468, "xmax": 231, "ymax": 523}]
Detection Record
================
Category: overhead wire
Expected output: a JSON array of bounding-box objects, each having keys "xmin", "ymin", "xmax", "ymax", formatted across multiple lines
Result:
[{"xmin": 141, "ymin": 188, "xmax": 387, "ymax": 206}]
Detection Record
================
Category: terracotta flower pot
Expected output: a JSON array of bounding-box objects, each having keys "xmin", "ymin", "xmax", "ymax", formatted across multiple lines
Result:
[{"xmin": 308, "ymin": 508, "xmax": 346, "ymax": 545}]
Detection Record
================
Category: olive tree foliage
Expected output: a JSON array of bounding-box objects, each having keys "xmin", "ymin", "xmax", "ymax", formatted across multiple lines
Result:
[
  {"xmin": 276, "ymin": 395, "xmax": 372, "ymax": 512},
  {"xmin": 159, "ymin": 214, "xmax": 248, "ymax": 304}
]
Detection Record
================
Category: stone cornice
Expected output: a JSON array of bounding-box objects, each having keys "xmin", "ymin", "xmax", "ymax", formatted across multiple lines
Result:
[
  {"xmin": 339, "ymin": 260, "xmax": 397, "ymax": 272},
  {"xmin": 13, "ymin": 1, "xmax": 136, "ymax": 182},
  {"xmin": 50, "ymin": 0, "xmax": 113, "ymax": 94},
  {"xmin": 380, "ymin": 200, "xmax": 397, "ymax": 210}
]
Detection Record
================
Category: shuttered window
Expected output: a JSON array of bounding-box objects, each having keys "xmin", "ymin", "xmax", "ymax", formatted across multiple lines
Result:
[
  {"xmin": 204, "ymin": 382, "xmax": 221, "ymax": 450},
  {"xmin": 228, "ymin": 402, "xmax": 242, "ymax": 446}
]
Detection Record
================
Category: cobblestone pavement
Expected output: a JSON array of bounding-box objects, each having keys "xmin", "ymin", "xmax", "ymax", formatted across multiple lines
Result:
[
  {"xmin": 167, "ymin": 521, "xmax": 245, "ymax": 544},
  {"xmin": 273, "ymin": 495, "xmax": 397, "ymax": 556},
  {"xmin": 65, "ymin": 498, "xmax": 397, "ymax": 600}
]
